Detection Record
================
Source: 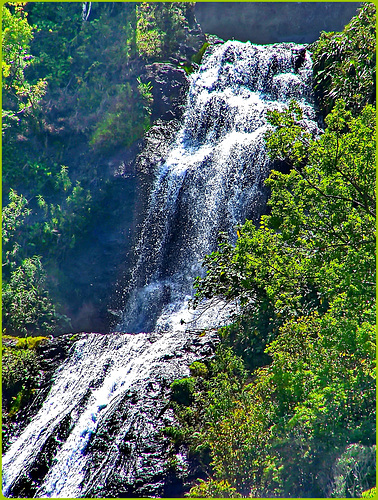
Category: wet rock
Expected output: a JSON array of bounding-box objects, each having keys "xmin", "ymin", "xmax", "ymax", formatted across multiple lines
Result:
[
  {"xmin": 11, "ymin": 414, "xmax": 73, "ymax": 498},
  {"xmin": 3, "ymin": 330, "xmax": 219, "ymax": 498},
  {"xmin": 146, "ymin": 64, "xmax": 190, "ymax": 123},
  {"xmin": 135, "ymin": 119, "xmax": 182, "ymax": 176},
  {"xmin": 79, "ymin": 331, "xmax": 219, "ymax": 498},
  {"xmin": 3, "ymin": 335, "xmax": 78, "ymax": 453}
]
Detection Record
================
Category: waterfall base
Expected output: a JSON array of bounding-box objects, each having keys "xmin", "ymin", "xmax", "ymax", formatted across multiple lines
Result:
[{"xmin": 3, "ymin": 330, "xmax": 218, "ymax": 498}]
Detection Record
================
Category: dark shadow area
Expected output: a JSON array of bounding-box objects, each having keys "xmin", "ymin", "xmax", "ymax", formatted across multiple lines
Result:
[{"xmin": 195, "ymin": 2, "xmax": 361, "ymax": 44}]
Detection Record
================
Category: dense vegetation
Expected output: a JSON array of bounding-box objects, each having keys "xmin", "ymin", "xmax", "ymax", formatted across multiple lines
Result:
[
  {"xmin": 2, "ymin": 1, "xmax": 200, "ymax": 338},
  {"xmin": 167, "ymin": 4, "xmax": 376, "ymax": 497}
]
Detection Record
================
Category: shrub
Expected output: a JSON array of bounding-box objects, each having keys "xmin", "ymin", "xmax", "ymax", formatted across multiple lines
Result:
[
  {"xmin": 188, "ymin": 478, "xmax": 241, "ymax": 498},
  {"xmin": 2, "ymin": 256, "xmax": 57, "ymax": 337},
  {"xmin": 89, "ymin": 82, "xmax": 151, "ymax": 153},
  {"xmin": 2, "ymin": 345, "xmax": 40, "ymax": 393},
  {"xmin": 311, "ymin": 3, "xmax": 376, "ymax": 116},
  {"xmin": 171, "ymin": 377, "xmax": 196, "ymax": 406},
  {"xmin": 189, "ymin": 361, "xmax": 208, "ymax": 378}
]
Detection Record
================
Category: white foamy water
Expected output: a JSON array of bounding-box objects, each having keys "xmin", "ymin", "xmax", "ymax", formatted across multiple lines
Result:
[
  {"xmin": 3, "ymin": 330, "xmax": 209, "ymax": 497},
  {"xmin": 118, "ymin": 40, "xmax": 318, "ymax": 334}
]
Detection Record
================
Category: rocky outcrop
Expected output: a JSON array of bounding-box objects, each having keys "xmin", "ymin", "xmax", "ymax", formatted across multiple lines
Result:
[
  {"xmin": 135, "ymin": 119, "xmax": 182, "ymax": 177},
  {"xmin": 147, "ymin": 64, "xmax": 190, "ymax": 123},
  {"xmin": 82, "ymin": 331, "xmax": 218, "ymax": 498}
]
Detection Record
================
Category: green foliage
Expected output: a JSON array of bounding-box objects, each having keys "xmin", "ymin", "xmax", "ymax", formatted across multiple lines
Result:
[
  {"xmin": 2, "ymin": 343, "xmax": 41, "ymax": 393},
  {"xmin": 24, "ymin": 2, "xmax": 147, "ymax": 153},
  {"xmin": 136, "ymin": 4, "xmax": 165, "ymax": 59},
  {"xmin": 136, "ymin": 2, "xmax": 194, "ymax": 61},
  {"xmin": 188, "ymin": 479, "xmax": 241, "ymax": 498},
  {"xmin": 362, "ymin": 487, "xmax": 377, "ymax": 498},
  {"xmin": 218, "ymin": 310, "xmax": 274, "ymax": 371},
  {"xmin": 2, "ymin": 2, "xmax": 201, "ymax": 340},
  {"xmin": 2, "ymin": 189, "xmax": 31, "ymax": 274},
  {"xmin": 2, "ymin": 335, "xmax": 48, "ymax": 449},
  {"xmin": 311, "ymin": 3, "xmax": 376, "ymax": 115},
  {"xmin": 15, "ymin": 336, "xmax": 48, "ymax": 350},
  {"xmin": 163, "ymin": 425, "xmax": 187, "ymax": 446},
  {"xmin": 171, "ymin": 377, "xmax": 197, "ymax": 406},
  {"xmin": 168, "ymin": 346, "xmax": 250, "ymax": 473},
  {"xmin": 189, "ymin": 361, "xmax": 208, "ymax": 378},
  {"xmin": 25, "ymin": 2, "xmax": 82, "ymax": 89},
  {"xmin": 2, "ymin": 3, "xmax": 47, "ymax": 133},
  {"xmin": 194, "ymin": 100, "xmax": 375, "ymax": 326},
  {"xmin": 1, "ymin": 4, "xmax": 48, "ymax": 198},
  {"xmin": 89, "ymin": 81, "xmax": 151, "ymax": 153},
  {"xmin": 256, "ymin": 307, "xmax": 375, "ymax": 497},
  {"xmin": 2, "ymin": 256, "xmax": 58, "ymax": 337},
  {"xmin": 2, "ymin": 186, "xmax": 79, "ymax": 338},
  {"xmin": 184, "ymin": 302, "xmax": 375, "ymax": 497},
  {"xmin": 191, "ymin": 42, "xmax": 210, "ymax": 65},
  {"xmin": 137, "ymin": 76, "xmax": 153, "ymax": 110},
  {"xmin": 3, "ymin": 164, "xmax": 92, "ymax": 267},
  {"xmin": 34, "ymin": 179, "xmax": 93, "ymax": 258},
  {"xmin": 264, "ymin": 100, "xmax": 375, "ymax": 316},
  {"xmin": 179, "ymin": 41, "xmax": 210, "ymax": 75}
]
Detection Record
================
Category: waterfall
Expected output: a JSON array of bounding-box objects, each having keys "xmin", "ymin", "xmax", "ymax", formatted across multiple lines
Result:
[
  {"xmin": 2, "ymin": 40, "xmax": 318, "ymax": 498},
  {"xmin": 117, "ymin": 40, "xmax": 317, "ymax": 334}
]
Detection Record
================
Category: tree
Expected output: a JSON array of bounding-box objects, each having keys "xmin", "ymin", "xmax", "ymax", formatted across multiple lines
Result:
[
  {"xmin": 2, "ymin": 256, "xmax": 57, "ymax": 337},
  {"xmin": 2, "ymin": 190, "xmax": 71, "ymax": 337},
  {"xmin": 2, "ymin": 189, "xmax": 30, "ymax": 276},
  {"xmin": 2, "ymin": 3, "xmax": 46, "ymax": 133},
  {"xmin": 311, "ymin": 2, "xmax": 376, "ymax": 116},
  {"xmin": 191, "ymin": 302, "xmax": 375, "ymax": 497},
  {"xmin": 193, "ymin": 100, "xmax": 375, "ymax": 327},
  {"xmin": 185, "ymin": 99, "xmax": 375, "ymax": 496}
]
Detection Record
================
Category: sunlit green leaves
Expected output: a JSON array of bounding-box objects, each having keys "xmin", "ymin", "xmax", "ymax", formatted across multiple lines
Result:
[
  {"xmin": 2, "ymin": 256, "xmax": 57, "ymax": 337},
  {"xmin": 2, "ymin": 4, "xmax": 46, "ymax": 132},
  {"xmin": 2, "ymin": 190, "xmax": 30, "ymax": 273},
  {"xmin": 188, "ymin": 98, "xmax": 375, "ymax": 497},
  {"xmin": 194, "ymin": 99, "xmax": 375, "ymax": 322}
]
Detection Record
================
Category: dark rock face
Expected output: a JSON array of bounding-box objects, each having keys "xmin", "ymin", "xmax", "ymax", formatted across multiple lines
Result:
[
  {"xmin": 135, "ymin": 119, "xmax": 183, "ymax": 177},
  {"xmin": 195, "ymin": 2, "xmax": 361, "ymax": 44},
  {"xmin": 57, "ymin": 172, "xmax": 139, "ymax": 333},
  {"xmin": 147, "ymin": 64, "xmax": 190, "ymax": 123},
  {"xmin": 81, "ymin": 331, "xmax": 218, "ymax": 499},
  {"xmin": 107, "ymin": 118, "xmax": 184, "ymax": 326}
]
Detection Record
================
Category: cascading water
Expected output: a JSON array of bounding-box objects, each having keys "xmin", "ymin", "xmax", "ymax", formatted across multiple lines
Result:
[
  {"xmin": 3, "ymin": 40, "xmax": 319, "ymax": 498},
  {"xmin": 117, "ymin": 40, "xmax": 317, "ymax": 334}
]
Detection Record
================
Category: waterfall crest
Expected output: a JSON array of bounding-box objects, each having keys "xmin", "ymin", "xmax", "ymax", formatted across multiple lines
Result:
[{"xmin": 3, "ymin": 40, "xmax": 319, "ymax": 498}]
